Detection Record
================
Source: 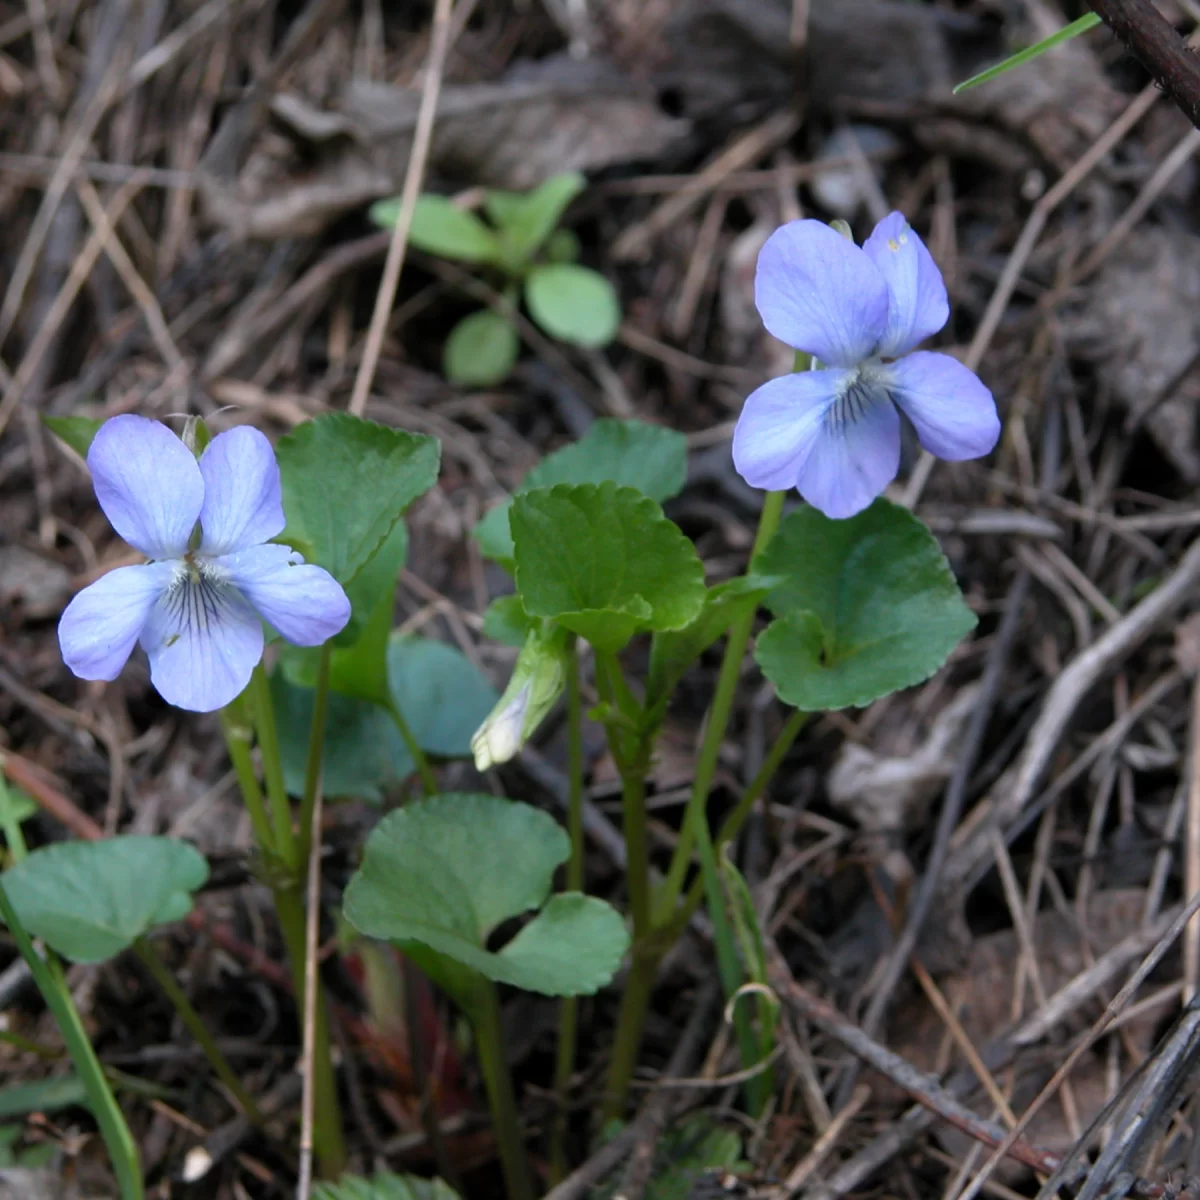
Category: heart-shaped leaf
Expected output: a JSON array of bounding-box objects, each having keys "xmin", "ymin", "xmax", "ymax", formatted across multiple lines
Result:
[
  {"xmin": 526, "ymin": 264, "xmax": 620, "ymax": 348},
  {"xmin": 2, "ymin": 837, "xmax": 209, "ymax": 963},
  {"xmin": 511, "ymin": 482, "xmax": 704, "ymax": 652},
  {"xmin": 344, "ymin": 794, "xmax": 628, "ymax": 996},
  {"xmin": 277, "ymin": 413, "xmax": 440, "ymax": 587},
  {"xmin": 475, "ymin": 418, "xmax": 687, "ymax": 566},
  {"xmin": 274, "ymin": 636, "xmax": 499, "ymax": 799},
  {"xmin": 754, "ymin": 500, "xmax": 976, "ymax": 710}
]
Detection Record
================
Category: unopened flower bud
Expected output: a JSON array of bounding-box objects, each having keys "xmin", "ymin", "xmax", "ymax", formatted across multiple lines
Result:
[{"xmin": 472, "ymin": 623, "xmax": 570, "ymax": 770}]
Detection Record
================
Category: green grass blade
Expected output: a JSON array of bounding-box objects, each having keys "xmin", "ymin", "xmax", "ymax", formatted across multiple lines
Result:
[{"xmin": 953, "ymin": 13, "xmax": 1102, "ymax": 93}]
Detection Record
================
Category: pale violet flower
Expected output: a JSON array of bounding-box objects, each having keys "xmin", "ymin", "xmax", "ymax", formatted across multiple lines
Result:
[
  {"xmin": 471, "ymin": 623, "xmax": 569, "ymax": 770},
  {"xmin": 733, "ymin": 212, "xmax": 1000, "ymax": 519},
  {"xmin": 59, "ymin": 415, "xmax": 350, "ymax": 712}
]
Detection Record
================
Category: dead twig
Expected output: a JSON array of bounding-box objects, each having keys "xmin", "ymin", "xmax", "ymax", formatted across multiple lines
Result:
[{"xmin": 347, "ymin": 0, "xmax": 458, "ymax": 417}]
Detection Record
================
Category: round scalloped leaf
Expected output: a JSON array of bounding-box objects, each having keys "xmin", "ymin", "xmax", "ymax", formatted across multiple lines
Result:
[
  {"xmin": 510, "ymin": 482, "xmax": 705, "ymax": 652},
  {"xmin": 754, "ymin": 499, "xmax": 976, "ymax": 711},
  {"xmin": 474, "ymin": 418, "xmax": 687, "ymax": 567},
  {"xmin": 344, "ymin": 794, "xmax": 628, "ymax": 996},
  {"xmin": 276, "ymin": 413, "xmax": 440, "ymax": 586},
  {"xmin": 444, "ymin": 310, "xmax": 519, "ymax": 388},
  {"xmin": 2, "ymin": 836, "xmax": 209, "ymax": 963},
  {"xmin": 525, "ymin": 264, "xmax": 620, "ymax": 348}
]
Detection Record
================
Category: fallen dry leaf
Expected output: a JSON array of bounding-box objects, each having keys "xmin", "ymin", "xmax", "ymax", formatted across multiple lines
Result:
[{"xmin": 199, "ymin": 55, "xmax": 690, "ymax": 239}]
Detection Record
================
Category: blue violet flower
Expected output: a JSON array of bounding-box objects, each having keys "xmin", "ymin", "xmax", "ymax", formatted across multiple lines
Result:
[
  {"xmin": 59, "ymin": 415, "xmax": 351, "ymax": 712},
  {"xmin": 733, "ymin": 212, "xmax": 1001, "ymax": 518}
]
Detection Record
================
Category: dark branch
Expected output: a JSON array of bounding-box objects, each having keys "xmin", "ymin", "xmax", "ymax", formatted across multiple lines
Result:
[{"xmin": 1089, "ymin": 0, "xmax": 1200, "ymax": 129}]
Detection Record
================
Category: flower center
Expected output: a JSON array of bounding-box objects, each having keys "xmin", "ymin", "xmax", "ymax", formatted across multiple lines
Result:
[
  {"xmin": 159, "ymin": 558, "xmax": 229, "ymax": 648},
  {"xmin": 826, "ymin": 367, "xmax": 885, "ymax": 436}
]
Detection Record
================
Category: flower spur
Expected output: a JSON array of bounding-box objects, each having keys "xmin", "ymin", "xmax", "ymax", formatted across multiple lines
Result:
[
  {"xmin": 733, "ymin": 212, "xmax": 1001, "ymax": 519},
  {"xmin": 59, "ymin": 415, "xmax": 350, "ymax": 712}
]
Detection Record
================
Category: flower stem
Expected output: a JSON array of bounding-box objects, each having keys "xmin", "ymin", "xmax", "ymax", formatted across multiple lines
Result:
[
  {"xmin": 0, "ymin": 768, "xmax": 143, "ymax": 1198},
  {"xmin": 386, "ymin": 699, "xmax": 439, "ymax": 796},
  {"xmin": 218, "ymin": 704, "xmax": 276, "ymax": 857},
  {"xmin": 472, "ymin": 978, "xmax": 533, "ymax": 1200},
  {"xmin": 133, "ymin": 937, "xmax": 266, "ymax": 1127},
  {"xmin": 550, "ymin": 636, "xmax": 584, "ymax": 1181},
  {"xmin": 248, "ymin": 665, "xmax": 298, "ymax": 871},
  {"xmin": 595, "ymin": 653, "xmax": 651, "ymax": 940},
  {"xmin": 219, "ymin": 692, "xmax": 347, "ymax": 1176},
  {"xmin": 601, "ymin": 943, "xmax": 659, "ymax": 1121},
  {"xmin": 655, "ymin": 489, "xmax": 786, "ymax": 922},
  {"xmin": 678, "ymin": 708, "xmax": 809, "ymax": 923}
]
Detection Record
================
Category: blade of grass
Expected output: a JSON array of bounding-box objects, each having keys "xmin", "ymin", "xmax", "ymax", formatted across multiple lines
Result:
[{"xmin": 953, "ymin": 13, "xmax": 1102, "ymax": 93}]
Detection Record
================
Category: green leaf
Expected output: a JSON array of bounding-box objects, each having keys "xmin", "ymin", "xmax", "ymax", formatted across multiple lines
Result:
[
  {"xmin": 276, "ymin": 413, "xmax": 440, "ymax": 586},
  {"xmin": 754, "ymin": 500, "xmax": 976, "ymax": 711},
  {"xmin": 42, "ymin": 415, "xmax": 102, "ymax": 459},
  {"xmin": 2, "ymin": 837, "xmax": 209, "ymax": 963},
  {"xmin": 344, "ymin": 793, "xmax": 628, "ymax": 996},
  {"xmin": 0, "ymin": 1077, "xmax": 88, "ymax": 1120},
  {"xmin": 511, "ymin": 482, "xmax": 705, "ymax": 652},
  {"xmin": 525, "ymin": 264, "xmax": 620, "ymax": 348},
  {"xmin": 486, "ymin": 172, "xmax": 585, "ymax": 263},
  {"xmin": 475, "ymin": 418, "xmax": 687, "ymax": 566},
  {"xmin": 953, "ymin": 13, "xmax": 1101, "ymax": 92},
  {"xmin": 644, "ymin": 1117, "xmax": 746, "ymax": 1200},
  {"xmin": 481, "ymin": 595, "xmax": 534, "ymax": 647},
  {"xmin": 444, "ymin": 310, "xmax": 519, "ymax": 387},
  {"xmin": 370, "ymin": 194, "xmax": 502, "ymax": 265},
  {"xmin": 313, "ymin": 1172, "xmax": 461, "ymax": 1200},
  {"xmin": 544, "ymin": 228, "xmax": 581, "ymax": 264},
  {"xmin": 646, "ymin": 574, "xmax": 782, "ymax": 709},
  {"xmin": 0, "ymin": 787, "xmax": 39, "ymax": 829},
  {"xmin": 274, "ymin": 635, "xmax": 499, "ymax": 799},
  {"xmin": 389, "ymin": 637, "xmax": 500, "ymax": 757}
]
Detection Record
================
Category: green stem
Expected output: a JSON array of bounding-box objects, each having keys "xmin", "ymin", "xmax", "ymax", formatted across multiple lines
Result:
[
  {"xmin": 249, "ymin": 665, "xmax": 298, "ymax": 870},
  {"xmin": 601, "ymin": 945, "xmax": 659, "ymax": 1121},
  {"xmin": 0, "ymin": 895, "xmax": 143, "ymax": 1195},
  {"xmin": 473, "ymin": 979, "xmax": 533, "ymax": 1200},
  {"xmin": 219, "ymin": 698, "xmax": 347, "ymax": 1177},
  {"xmin": 0, "ymin": 768, "xmax": 143, "ymax": 1197},
  {"xmin": 677, "ymin": 708, "xmax": 810, "ymax": 924},
  {"xmin": 551, "ymin": 637, "xmax": 584, "ymax": 1182},
  {"xmin": 655, "ymin": 489, "xmax": 786, "ymax": 922},
  {"xmin": 218, "ymin": 704, "xmax": 276, "ymax": 856},
  {"xmin": 595, "ymin": 653, "xmax": 652, "ymax": 939},
  {"xmin": 134, "ymin": 938, "xmax": 266, "ymax": 1127},
  {"xmin": 298, "ymin": 644, "xmax": 333, "ymax": 869},
  {"xmin": 387, "ymin": 699, "xmax": 439, "ymax": 796}
]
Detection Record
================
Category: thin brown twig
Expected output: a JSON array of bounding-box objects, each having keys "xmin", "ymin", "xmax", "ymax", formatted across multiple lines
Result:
[
  {"xmin": 0, "ymin": 176, "xmax": 147, "ymax": 437},
  {"xmin": 347, "ymin": 0, "xmax": 457, "ymax": 418},
  {"xmin": 296, "ymin": 779, "xmax": 324, "ymax": 1199}
]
